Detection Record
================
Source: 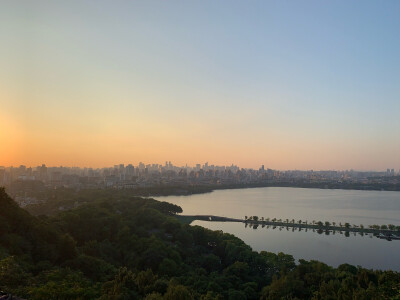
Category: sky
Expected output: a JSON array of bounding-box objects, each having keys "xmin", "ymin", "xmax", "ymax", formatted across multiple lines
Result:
[{"xmin": 1, "ymin": 1, "xmax": 399, "ymax": 170}]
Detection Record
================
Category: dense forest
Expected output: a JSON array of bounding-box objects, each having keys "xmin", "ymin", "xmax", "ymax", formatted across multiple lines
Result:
[{"xmin": 0, "ymin": 187, "xmax": 399, "ymax": 299}]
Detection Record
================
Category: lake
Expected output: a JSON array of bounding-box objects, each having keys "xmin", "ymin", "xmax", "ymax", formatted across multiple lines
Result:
[{"xmin": 156, "ymin": 187, "xmax": 400, "ymax": 271}]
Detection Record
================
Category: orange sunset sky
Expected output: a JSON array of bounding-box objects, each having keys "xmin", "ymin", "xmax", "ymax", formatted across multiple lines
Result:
[{"xmin": 1, "ymin": 1, "xmax": 399, "ymax": 171}]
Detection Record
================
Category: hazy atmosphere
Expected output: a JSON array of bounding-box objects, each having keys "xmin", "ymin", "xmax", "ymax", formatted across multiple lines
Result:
[
  {"xmin": 2, "ymin": 2, "xmax": 400, "ymax": 299},
  {"xmin": 1, "ymin": 1, "xmax": 400, "ymax": 169}
]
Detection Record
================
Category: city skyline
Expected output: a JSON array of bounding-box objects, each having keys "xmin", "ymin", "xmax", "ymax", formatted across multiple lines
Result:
[
  {"xmin": 1, "ymin": 161, "xmax": 399, "ymax": 174},
  {"xmin": 2, "ymin": 160, "xmax": 398, "ymax": 197},
  {"xmin": 1, "ymin": 1, "xmax": 400, "ymax": 170}
]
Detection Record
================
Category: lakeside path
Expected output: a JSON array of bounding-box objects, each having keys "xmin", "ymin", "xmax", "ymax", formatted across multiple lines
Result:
[{"xmin": 178, "ymin": 215, "xmax": 400, "ymax": 236}]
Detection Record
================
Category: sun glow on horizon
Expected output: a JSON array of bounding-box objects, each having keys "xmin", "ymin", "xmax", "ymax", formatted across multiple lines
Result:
[
  {"xmin": 0, "ymin": 112, "xmax": 25, "ymax": 167},
  {"xmin": 1, "ymin": 1, "xmax": 399, "ymax": 170}
]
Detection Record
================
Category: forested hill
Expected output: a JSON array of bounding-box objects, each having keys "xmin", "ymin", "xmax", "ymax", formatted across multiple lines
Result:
[{"xmin": 0, "ymin": 187, "xmax": 399, "ymax": 299}]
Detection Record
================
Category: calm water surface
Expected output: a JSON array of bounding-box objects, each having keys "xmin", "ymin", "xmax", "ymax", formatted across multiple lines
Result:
[{"xmin": 157, "ymin": 187, "xmax": 400, "ymax": 271}]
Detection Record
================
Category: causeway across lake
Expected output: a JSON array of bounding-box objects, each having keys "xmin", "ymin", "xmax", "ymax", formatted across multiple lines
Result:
[{"xmin": 157, "ymin": 187, "xmax": 400, "ymax": 271}]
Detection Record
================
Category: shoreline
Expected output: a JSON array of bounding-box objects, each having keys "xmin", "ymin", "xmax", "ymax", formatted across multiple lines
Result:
[{"xmin": 153, "ymin": 182, "xmax": 400, "ymax": 198}]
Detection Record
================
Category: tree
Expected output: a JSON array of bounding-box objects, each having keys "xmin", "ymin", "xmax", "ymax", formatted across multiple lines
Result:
[
  {"xmin": 145, "ymin": 293, "xmax": 163, "ymax": 300},
  {"xmin": 223, "ymin": 261, "xmax": 249, "ymax": 280},
  {"xmin": 0, "ymin": 256, "xmax": 30, "ymax": 291},
  {"xmin": 57, "ymin": 233, "xmax": 78, "ymax": 262},
  {"xmin": 149, "ymin": 201, "xmax": 183, "ymax": 215},
  {"xmin": 164, "ymin": 285, "xmax": 193, "ymax": 300},
  {"xmin": 158, "ymin": 258, "xmax": 180, "ymax": 277},
  {"xmin": 135, "ymin": 269, "xmax": 157, "ymax": 295},
  {"xmin": 228, "ymin": 289, "xmax": 246, "ymax": 300},
  {"xmin": 31, "ymin": 268, "xmax": 99, "ymax": 299},
  {"xmin": 101, "ymin": 267, "xmax": 138, "ymax": 299}
]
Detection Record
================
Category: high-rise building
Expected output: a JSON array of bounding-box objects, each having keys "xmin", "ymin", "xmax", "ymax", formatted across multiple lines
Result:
[
  {"xmin": 126, "ymin": 164, "xmax": 134, "ymax": 176},
  {"xmin": 39, "ymin": 164, "xmax": 48, "ymax": 181},
  {"xmin": 387, "ymin": 168, "xmax": 395, "ymax": 176}
]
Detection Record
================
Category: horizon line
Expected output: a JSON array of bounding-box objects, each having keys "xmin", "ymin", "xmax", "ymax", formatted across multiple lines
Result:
[{"xmin": 1, "ymin": 162, "xmax": 397, "ymax": 173}]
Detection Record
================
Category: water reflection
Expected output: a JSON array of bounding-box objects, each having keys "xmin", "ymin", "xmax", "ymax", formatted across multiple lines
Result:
[
  {"xmin": 245, "ymin": 222, "xmax": 396, "ymax": 241},
  {"xmin": 158, "ymin": 188, "xmax": 400, "ymax": 270},
  {"xmin": 193, "ymin": 220, "xmax": 400, "ymax": 271}
]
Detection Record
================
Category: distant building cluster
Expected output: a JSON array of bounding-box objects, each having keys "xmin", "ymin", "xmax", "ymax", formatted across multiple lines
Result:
[{"xmin": 0, "ymin": 162, "xmax": 399, "ymax": 190}]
